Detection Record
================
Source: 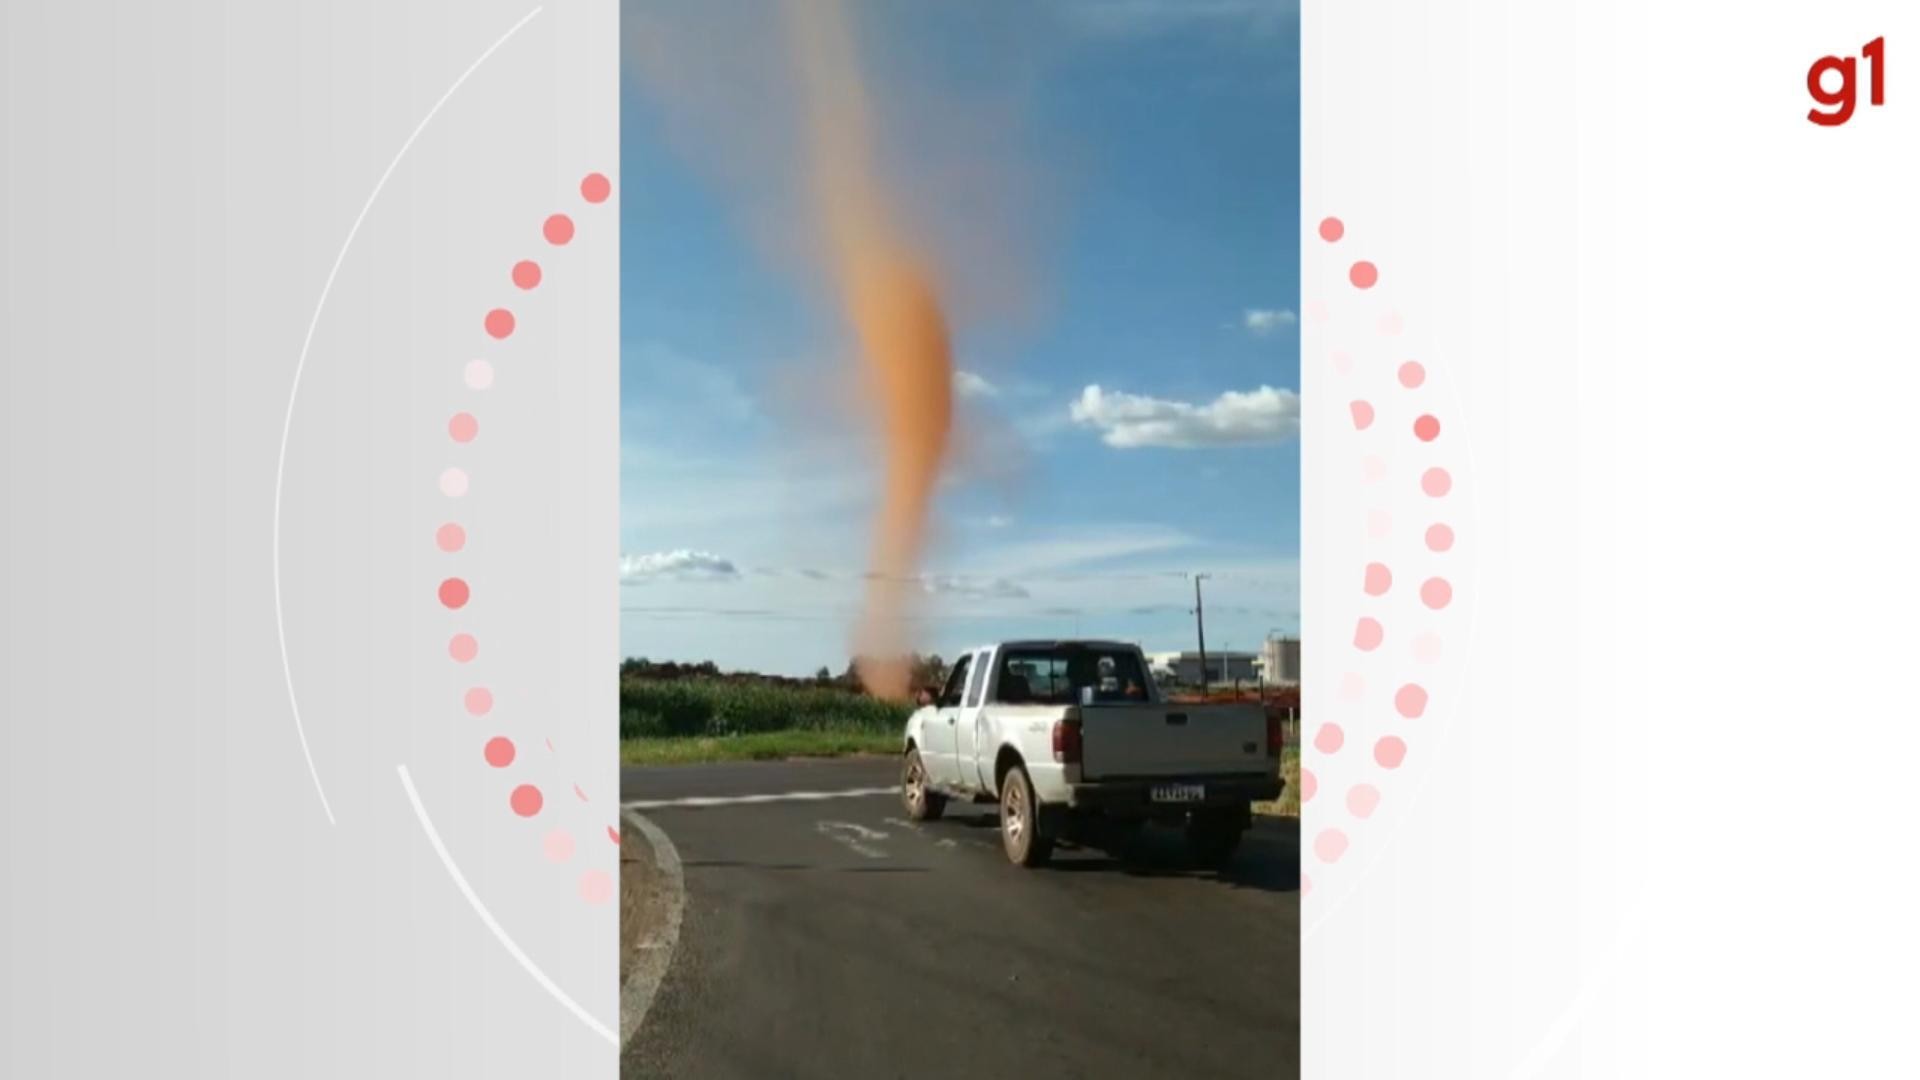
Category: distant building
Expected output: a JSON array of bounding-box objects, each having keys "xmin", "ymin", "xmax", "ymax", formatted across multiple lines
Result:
[
  {"xmin": 1146, "ymin": 650, "xmax": 1260, "ymax": 687},
  {"xmin": 1260, "ymin": 635, "xmax": 1301, "ymax": 685}
]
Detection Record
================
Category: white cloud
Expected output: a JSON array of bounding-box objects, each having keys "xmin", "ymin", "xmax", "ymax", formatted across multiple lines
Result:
[
  {"xmin": 1243, "ymin": 308, "xmax": 1297, "ymax": 335},
  {"xmin": 955, "ymin": 370, "xmax": 999, "ymax": 399},
  {"xmin": 619, "ymin": 548, "xmax": 1301, "ymax": 673},
  {"xmin": 621, "ymin": 549, "xmax": 741, "ymax": 583},
  {"xmin": 921, "ymin": 575, "xmax": 1031, "ymax": 600},
  {"xmin": 986, "ymin": 515, "xmax": 1014, "ymax": 528},
  {"xmin": 1013, "ymin": 407, "xmax": 1077, "ymax": 444},
  {"xmin": 1069, "ymin": 384, "xmax": 1301, "ymax": 449}
]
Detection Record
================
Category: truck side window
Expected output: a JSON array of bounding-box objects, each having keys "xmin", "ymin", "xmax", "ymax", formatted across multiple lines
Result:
[
  {"xmin": 940, "ymin": 657, "xmax": 971, "ymax": 708},
  {"xmin": 963, "ymin": 651, "xmax": 989, "ymax": 707}
]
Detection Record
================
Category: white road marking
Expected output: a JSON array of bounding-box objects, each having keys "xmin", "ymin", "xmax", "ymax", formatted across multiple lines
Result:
[
  {"xmin": 621, "ymin": 785, "xmax": 900, "ymax": 811},
  {"xmin": 823, "ymin": 821, "xmax": 889, "ymax": 841},
  {"xmin": 620, "ymin": 810, "xmax": 686, "ymax": 1048},
  {"xmin": 816, "ymin": 821, "xmax": 890, "ymax": 859}
]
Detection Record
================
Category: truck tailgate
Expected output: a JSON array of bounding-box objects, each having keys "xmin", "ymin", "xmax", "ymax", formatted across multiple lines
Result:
[{"xmin": 1079, "ymin": 704, "xmax": 1268, "ymax": 780}]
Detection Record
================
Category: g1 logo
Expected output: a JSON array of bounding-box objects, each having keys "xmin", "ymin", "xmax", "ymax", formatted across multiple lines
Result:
[{"xmin": 1808, "ymin": 36, "xmax": 1886, "ymax": 126}]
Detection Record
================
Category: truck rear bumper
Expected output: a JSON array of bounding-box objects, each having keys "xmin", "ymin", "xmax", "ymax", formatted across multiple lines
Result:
[{"xmin": 1065, "ymin": 774, "xmax": 1283, "ymax": 813}]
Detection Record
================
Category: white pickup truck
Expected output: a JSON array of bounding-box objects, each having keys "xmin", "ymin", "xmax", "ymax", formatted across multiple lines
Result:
[{"xmin": 899, "ymin": 640, "xmax": 1283, "ymax": 867}]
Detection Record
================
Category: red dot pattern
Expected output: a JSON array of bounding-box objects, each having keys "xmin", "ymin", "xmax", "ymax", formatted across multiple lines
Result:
[
  {"xmin": 1320, "ymin": 214, "xmax": 1464, "ymax": 873},
  {"xmin": 437, "ymin": 175, "xmax": 618, "ymax": 891},
  {"xmin": 449, "ymin": 633, "xmax": 478, "ymax": 663},
  {"xmin": 485, "ymin": 737, "xmax": 516, "ymax": 768},
  {"xmin": 510, "ymin": 784, "xmax": 543, "ymax": 818}
]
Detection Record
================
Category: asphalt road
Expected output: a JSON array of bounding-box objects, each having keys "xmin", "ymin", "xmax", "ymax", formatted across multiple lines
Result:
[{"xmin": 621, "ymin": 758, "xmax": 1299, "ymax": 1080}]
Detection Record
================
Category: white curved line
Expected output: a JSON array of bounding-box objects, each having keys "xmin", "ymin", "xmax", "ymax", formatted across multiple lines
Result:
[
  {"xmin": 400, "ymin": 765, "xmax": 617, "ymax": 1045},
  {"xmin": 273, "ymin": 6, "xmax": 545, "ymax": 825}
]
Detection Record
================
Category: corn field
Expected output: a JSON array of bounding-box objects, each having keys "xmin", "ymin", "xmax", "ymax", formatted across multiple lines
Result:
[{"xmin": 620, "ymin": 677, "xmax": 912, "ymax": 740}]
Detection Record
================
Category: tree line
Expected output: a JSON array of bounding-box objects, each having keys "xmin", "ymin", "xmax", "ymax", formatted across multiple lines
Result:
[
  {"xmin": 619, "ymin": 654, "xmax": 1301, "ymax": 713},
  {"xmin": 619, "ymin": 654, "xmax": 953, "ymax": 696}
]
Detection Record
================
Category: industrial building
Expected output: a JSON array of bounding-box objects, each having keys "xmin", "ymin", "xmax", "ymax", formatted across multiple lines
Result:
[
  {"xmin": 1260, "ymin": 635, "xmax": 1301, "ymax": 685},
  {"xmin": 1144, "ymin": 634, "xmax": 1300, "ymax": 688},
  {"xmin": 1145, "ymin": 650, "xmax": 1261, "ymax": 687}
]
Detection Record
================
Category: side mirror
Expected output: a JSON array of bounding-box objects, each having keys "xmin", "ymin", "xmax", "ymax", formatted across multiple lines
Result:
[{"xmin": 915, "ymin": 688, "xmax": 935, "ymax": 707}]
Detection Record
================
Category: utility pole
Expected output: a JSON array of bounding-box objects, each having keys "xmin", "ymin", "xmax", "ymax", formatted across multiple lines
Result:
[{"xmin": 1192, "ymin": 573, "xmax": 1211, "ymax": 690}]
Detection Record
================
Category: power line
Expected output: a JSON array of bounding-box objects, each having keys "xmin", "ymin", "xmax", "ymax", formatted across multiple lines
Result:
[
  {"xmin": 629, "ymin": 567, "xmax": 1289, "ymax": 586},
  {"xmin": 619, "ymin": 602, "xmax": 1295, "ymax": 622}
]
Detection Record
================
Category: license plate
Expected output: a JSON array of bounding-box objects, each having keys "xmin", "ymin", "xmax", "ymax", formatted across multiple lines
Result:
[{"xmin": 1151, "ymin": 783, "xmax": 1205, "ymax": 803}]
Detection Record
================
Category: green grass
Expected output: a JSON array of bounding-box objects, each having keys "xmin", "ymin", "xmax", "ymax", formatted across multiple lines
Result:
[
  {"xmin": 619, "ymin": 677, "xmax": 909, "ymax": 764},
  {"xmin": 621, "ymin": 729, "xmax": 900, "ymax": 765}
]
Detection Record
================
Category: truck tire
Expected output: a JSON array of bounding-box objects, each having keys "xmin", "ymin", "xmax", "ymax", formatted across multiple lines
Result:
[
  {"xmin": 901, "ymin": 747, "xmax": 946, "ymax": 822},
  {"xmin": 1186, "ymin": 809, "xmax": 1245, "ymax": 867},
  {"xmin": 999, "ymin": 765, "xmax": 1053, "ymax": 868}
]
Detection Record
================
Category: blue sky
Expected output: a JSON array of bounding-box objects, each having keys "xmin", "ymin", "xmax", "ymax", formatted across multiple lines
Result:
[{"xmin": 619, "ymin": 0, "xmax": 1300, "ymax": 676}]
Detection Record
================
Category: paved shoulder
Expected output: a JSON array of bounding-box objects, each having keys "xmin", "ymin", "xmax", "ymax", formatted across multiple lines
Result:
[
  {"xmin": 621, "ymin": 759, "xmax": 1298, "ymax": 1080},
  {"xmin": 619, "ymin": 811, "xmax": 685, "ymax": 1047},
  {"xmin": 620, "ymin": 756, "xmax": 900, "ymax": 805}
]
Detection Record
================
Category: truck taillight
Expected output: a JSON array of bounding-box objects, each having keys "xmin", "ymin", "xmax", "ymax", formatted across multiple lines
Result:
[
  {"xmin": 1052, "ymin": 718, "xmax": 1082, "ymax": 765},
  {"xmin": 1265, "ymin": 713, "xmax": 1283, "ymax": 757}
]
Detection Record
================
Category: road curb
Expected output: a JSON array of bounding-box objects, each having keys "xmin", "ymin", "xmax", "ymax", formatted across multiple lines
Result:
[{"xmin": 619, "ymin": 809, "xmax": 685, "ymax": 1050}]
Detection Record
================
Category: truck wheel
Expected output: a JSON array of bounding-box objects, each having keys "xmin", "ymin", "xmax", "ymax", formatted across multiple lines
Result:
[
  {"xmin": 1187, "ymin": 810, "xmax": 1245, "ymax": 867},
  {"xmin": 999, "ymin": 765, "xmax": 1053, "ymax": 868},
  {"xmin": 901, "ymin": 748, "xmax": 946, "ymax": 822}
]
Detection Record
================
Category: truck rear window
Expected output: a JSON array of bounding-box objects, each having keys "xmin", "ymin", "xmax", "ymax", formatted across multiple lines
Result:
[{"xmin": 994, "ymin": 647, "xmax": 1151, "ymax": 705}]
